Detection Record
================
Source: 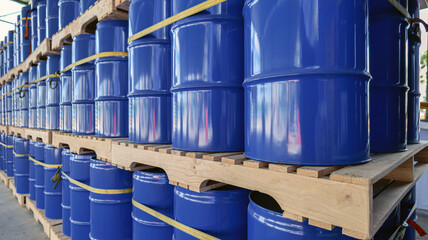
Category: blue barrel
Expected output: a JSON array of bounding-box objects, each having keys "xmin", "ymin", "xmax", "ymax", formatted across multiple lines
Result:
[
  {"xmin": 374, "ymin": 205, "xmax": 400, "ymax": 239},
  {"xmin": 248, "ymin": 192, "xmax": 356, "ymax": 239},
  {"xmin": 2, "ymin": 134, "xmax": 7, "ymax": 172},
  {"xmin": 46, "ymin": 0, "xmax": 59, "ymax": 39},
  {"xmin": 44, "ymin": 145, "xmax": 62, "ymax": 219},
  {"xmin": 128, "ymin": 0, "xmax": 172, "ymax": 144},
  {"xmin": 6, "ymin": 30, "xmax": 14, "ymax": 72},
  {"xmin": 20, "ymin": 71, "xmax": 29, "ymax": 128},
  {"xmin": 13, "ymin": 137, "xmax": 29, "ymax": 194},
  {"xmin": 29, "ymin": 66, "xmax": 38, "ymax": 128},
  {"xmin": 61, "ymin": 149, "xmax": 72, "ymax": 236},
  {"xmin": 95, "ymin": 20, "xmax": 128, "ymax": 138},
  {"xmin": 46, "ymin": 55, "xmax": 60, "ymax": 130},
  {"xmin": 174, "ymin": 186, "xmax": 249, "ymax": 239},
  {"xmin": 60, "ymin": 45, "xmax": 72, "ymax": 132},
  {"xmin": 59, "ymin": 0, "xmax": 79, "ymax": 29},
  {"xmin": 29, "ymin": 140, "xmax": 36, "ymax": 201},
  {"xmin": 171, "ymin": 0, "xmax": 244, "ymax": 152},
  {"xmin": 37, "ymin": 0, "xmax": 47, "ymax": 46},
  {"xmin": 369, "ymin": 0, "xmax": 409, "ymax": 152},
  {"xmin": 401, "ymin": 187, "xmax": 417, "ymax": 240},
  {"xmin": 5, "ymin": 135, "xmax": 14, "ymax": 177},
  {"xmin": 34, "ymin": 141, "xmax": 45, "ymax": 209},
  {"xmin": 0, "ymin": 41, "xmax": 3, "ymax": 76},
  {"xmin": 0, "ymin": 133, "xmax": 4, "ymax": 171},
  {"xmin": 12, "ymin": 77, "xmax": 18, "ymax": 126},
  {"xmin": 31, "ymin": 5, "xmax": 38, "ymax": 52},
  {"xmin": 243, "ymin": 0, "xmax": 370, "ymax": 164},
  {"xmin": 408, "ymin": 1, "xmax": 421, "ymax": 144},
  {"xmin": 90, "ymin": 159, "xmax": 132, "ymax": 239},
  {"xmin": 5, "ymin": 82, "xmax": 12, "ymax": 126},
  {"xmin": 37, "ymin": 61, "xmax": 47, "ymax": 129},
  {"xmin": 72, "ymin": 34, "xmax": 96, "ymax": 135},
  {"xmin": 70, "ymin": 153, "xmax": 95, "ymax": 240},
  {"xmin": 14, "ymin": 16, "xmax": 20, "ymax": 68},
  {"xmin": 80, "ymin": 0, "xmax": 96, "ymax": 14},
  {"xmin": 132, "ymin": 169, "xmax": 174, "ymax": 239},
  {"xmin": 3, "ymin": 36, "xmax": 6, "ymax": 74},
  {"xmin": 20, "ymin": 6, "xmax": 31, "ymax": 61}
]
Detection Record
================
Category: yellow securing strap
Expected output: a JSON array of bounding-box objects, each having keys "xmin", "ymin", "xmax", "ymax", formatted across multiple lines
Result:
[
  {"xmin": 20, "ymin": 17, "xmax": 31, "ymax": 22},
  {"xmin": 13, "ymin": 151, "xmax": 29, "ymax": 157},
  {"xmin": 62, "ymin": 172, "xmax": 132, "ymax": 194},
  {"xmin": 128, "ymin": 0, "xmax": 226, "ymax": 43},
  {"xmin": 132, "ymin": 199, "xmax": 220, "ymax": 240},
  {"xmin": 29, "ymin": 73, "xmax": 59, "ymax": 85},
  {"xmin": 1, "ymin": 41, "xmax": 13, "ymax": 50},
  {"xmin": 12, "ymin": 84, "xmax": 29, "ymax": 91},
  {"xmin": 0, "ymin": 92, "xmax": 12, "ymax": 98},
  {"xmin": 29, "ymin": 156, "xmax": 62, "ymax": 168},
  {"xmin": 0, "ymin": 142, "xmax": 13, "ymax": 148}
]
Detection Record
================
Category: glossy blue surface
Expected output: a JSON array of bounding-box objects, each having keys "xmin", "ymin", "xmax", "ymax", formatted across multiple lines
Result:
[
  {"xmin": 132, "ymin": 169, "xmax": 174, "ymax": 239},
  {"xmin": 15, "ymin": 15, "xmax": 20, "ymax": 67},
  {"xmin": 95, "ymin": 20, "xmax": 128, "ymax": 137},
  {"xmin": 37, "ymin": 0, "xmax": 46, "ymax": 46},
  {"xmin": 37, "ymin": 61, "xmax": 47, "ymax": 129},
  {"xmin": 0, "ymin": 133, "xmax": 4, "ymax": 171},
  {"xmin": 61, "ymin": 149, "xmax": 71, "ymax": 236},
  {"xmin": 128, "ymin": 0, "xmax": 172, "ymax": 144},
  {"xmin": 29, "ymin": 66, "xmax": 38, "ymax": 128},
  {"xmin": 248, "ymin": 192, "xmax": 356, "ymax": 240},
  {"xmin": 59, "ymin": 0, "xmax": 79, "ymax": 29},
  {"xmin": 44, "ymin": 145, "xmax": 62, "ymax": 219},
  {"xmin": 31, "ymin": 8, "xmax": 38, "ymax": 52},
  {"xmin": 369, "ymin": 0, "xmax": 409, "ymax": 152},
  {"xmin": 60, "ymin": 45, "xmax": 72, "ymax": 132},
  {"xmin": 5, "ymin": 135, "xmax": 14, "ymax": 177},
  {"xmin": 20, "ymin": 6, "xmax": 31, "ymax": 61},
  {"xmin": 20, "ymin": 72, "xmax": 29, "ymax": 127},
  {"xmin": 70, "ymin": 153, "xmax": 95, "ymax": 240},
  {"xmin": 80, "ymin": 0, "xmax": 96, "ymax": 14},
  {"xmin": 29, "ymin": 140, "xmax": 36, "ymax": 201},
  {"xmin": 72, "ymin": 34, "xmax": 95, "ymax": 135},
  {"xmin": 243, "ymin": 0, "xmax": 370, "ymax": 164},
  {"xmin": 171, "ymin": 0, "xmax": 244, "ymax": 152},
  {"xmin": 46, "ymin": 55, "xmax": 61, "ymax": 130},
  {"xmin": 174, "ymin": 186, "xmax": 249, "ymax": 239},
  {"xmin": 408, "ymin": 0, "xmax": 421, "ymax": 144},
  {"xmin": 34, "ymin": 142, "xmax": 45, "ymax": 209},
  {"xmin": 46, "ymin": 0, "xmax": 59, "ymax": 38},
  {"xmin": 0, "ymin": 42, "xmax": 3, "ymax": 76},
  {"xmin": 6, "ymin": 30, "xmax": 14, "ymax": 72},
  {"xmin": 374, "ymin": 205, "xmax": 400, "ymax": 239},
  {"xmin": 13, "ymin": 137, "xmax": 29, "ymax": 194},
  {"xmin": 401, "ymin": 187, "xmax": 417, "ymax": 240},
  {"xmin": 90, "ymin": 159, "xmax": 132, "ymax": 239}
]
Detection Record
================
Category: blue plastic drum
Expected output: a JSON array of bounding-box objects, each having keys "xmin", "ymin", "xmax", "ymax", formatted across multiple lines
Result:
[
  {"xmin": 374, "ymin": 205, "xmax": 400, "ymax": 239},
  {"xmin": 20, "ymin": 6, "xmax": 31, "ymax": 61},
  {"xmin": 13, "ymin": 76, "xmax": 19, "ymax": 126},
  {"xmin": 80, "ymin": 0, "xmax": 96, "ymax": 14},
  {"xmin": 20, "ymin": 71, "xmax": 29, "ymax": 128},
  {"xmin": 6, "ymin": 30, "xmax": 14, "ymax": 72},
  {"xmin": 37, "ymin": 0, "xmax": 46, "ymax": 46},
  {"xmin": 132, "ymin": 169, "xmax": 174, "ymax": 239},
  {"xmin": 171, "ymin": 0, "xmax": 244, "ymax": 152},
  {"xmin": 34, "ymin": 141, "xmax": 45, "ymax": 209},
  {"xmin": 72, "ymin": 34, "xmax": 96, "ymax": 135},
  {"xmin": 95, "ymin": 20, "xmax": 128, "ymax": 138},
  {"xmin": 128, "ymin": 0, "xmax": 172, "ymax": 144},
  {"xmin": 243, "ymin": 0, "xmax": 370, "ymax": 165},
  {"xmin": 401, "ymin": 187, "xmax": 417, "ymax": 240},
  {"xmin": 70, "ymin": 153, "xmax": 95, "ymax": 240},
  {"xmin": 90, "ymin": 159, "xmax": 132, "ymax": 239},
  {"xmin": 46, "ymin": 55, "xmax": 60, "ymax": 130},
  {"xmin": 61, "ymin": 149, "xmax": 72, "ymax": 236},
  {"xmin": 60, "ymin": 45, "xmax": 72, "ymax": 132},
  {"xmin": 15, "ymin": 16, "xmax": 20, "ymax": 67},
  {"xmin": 369, "ymin": 0, "xmax": 409, "ymax": 152},
  {"xmin": 174, "ymin": 186, "xmax": 249, "ymax": 239},
  {"xmin": 5, "ymin": 82, "xmax": 12, "ymax": 125},
  {"xmin": 13, "ymin": 137, "xmax": 29, "ymax": 194},
  {"xmin": 5, "ymin": 135, "xmax": 14, "ymax": 177},
  {"xmin": 37, "ymin": 61, "xmax": 47, "ymax": 129},
  {"xmin": 29, "ymin": 66, "xmax": 38, "ymax": 128},
  {"xmin": 31, "ymin": 5, "xmax": 38, "ymax": 52},
  {"xmin": 0, "ymin": 133, "xmax": 4, "ymax": 171},
  {"xmin": 44, "ymin": 145, "xmax": 62, "ymax": 219},
  {"xmin": 59, "ymin": 0, "xmax": 79, "ymax": 29},
  {"xmin": 0, "ymin": 41, "xmax": 3, "ymax": 76},
  {"xmin": 248, "ymin": 192, "xmax": 356, "ymax": 239},
  {"xmin": 29, "ymin": 140, "xmax": 36, "ymax": 201},
  {"xmin": 408, "ymin": 0, "xmax": 421, "ymax": 144},
  {"xmin": 46, "ymin": 0, "xmax": 59, "ymax": 39}
]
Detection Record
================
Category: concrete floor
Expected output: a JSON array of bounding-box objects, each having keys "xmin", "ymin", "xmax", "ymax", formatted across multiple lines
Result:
[{"xmin": 0, "ymin": 181, "xmax": 48, "ymax": 240}]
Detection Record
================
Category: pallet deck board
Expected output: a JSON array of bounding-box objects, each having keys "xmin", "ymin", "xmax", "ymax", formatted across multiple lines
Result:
[
  {"xmin": 27, "ymin": 199, "xmax": 62, "ymax": 238},
  {"xmin": 7, "ymin": 126, "xmax": 53, "ymax": 144}
]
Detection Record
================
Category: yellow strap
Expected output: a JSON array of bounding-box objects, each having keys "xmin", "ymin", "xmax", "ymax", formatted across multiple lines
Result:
[
  {"xmin": 0, "ymin": 142, "xmax": 13, "ymax": 148},
  {"xmin": 13, "ymin": 151, "xmax": 29, "ymax": 157},
  {"xmin": 2, "ymin": 41, "xmax": 13, "ymax": 50},
  {"xmin": 29, "ymin": 73, "xmax": 59, "ymax": 85},
  {"xmin": 12, "ymin": 84, "xmax": 29, "ymax": 91},
  {"xmin": 62, "ymin": 172, "xmax": 132, "ymax": 194},
  {"xmin": 20, "ymin": 17, "xmax": 31, "ymax": 22},
  {"xmin": 128, "ymin": 0, "xmax": 226, "ymax": 43},
  {"xmin": 0, "ymin": 92, "xmax": 12, "ymax": 98},
  {"xmin": 132, "ymin": 199, "xmax": 220, "ymax": 240},
  {"xmin": 29, "ymin": 156, "xmax": 62, "ymax": 168}
]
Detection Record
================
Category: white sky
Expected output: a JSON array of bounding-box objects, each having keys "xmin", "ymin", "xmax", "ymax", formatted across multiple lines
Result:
[{"xmin": 0, "ymin": 1, "xmax": 24, "ymax": 40}]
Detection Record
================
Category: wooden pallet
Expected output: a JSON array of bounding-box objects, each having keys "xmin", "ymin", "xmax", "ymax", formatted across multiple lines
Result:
[
  {"xmin": 0, "ymin": 124, "xmax": 9, "ymax": 134},
  {"xmin": 52, "ymin": 131, "xmax": 126, "ymax": 161},
  {"xmin": 7, "ymin": 126, "xmax": 53, "ymax": 144},
  {"xmin": 0, "ymin": 170, "xmax": 12, "ymax": 188},
  {"xmin": 51, "ymin": 0, "xmax": 129, "ymax": 51},
  {"xmin": 50, "ymin": 225, "xmax": 70, "ymax": 240},
  {"xmin": 8, "ymin": 178, "xmax": 27, "ymax": 207},
  {"xmin": 111, "ymin": 140, "xmax": 428, "ymax": 239},
  {"xmin": 26, "ymin": 199, "xmax": 62, "ymax": 238}
]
